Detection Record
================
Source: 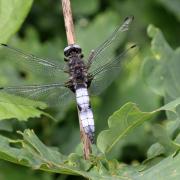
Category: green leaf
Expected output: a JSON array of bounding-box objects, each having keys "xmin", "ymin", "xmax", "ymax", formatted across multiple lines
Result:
[
  {"xmin": 0, "ymin": 92, "xmax": 53, "ymax": 121},
  {"xmin": 142, "ymin": 25, "xmax": 180, "ymax": 120},
  {"xmin": 0, "ymin": 0, "xmax": 33, "ymax": 43},
  {"xmin": 97, "ymin": 102, "xmax": 153, "ymax": 154},
  {"xmin": 0, "ymin": 128, "xmax": 179, "ymax": 179},
  {"xmin": 97, "ymin": 98, "xmax": 180, "ymax": 154},
  {"xmin": 158, "ymin": 0, "xmax": 180, "ymax": 21},
  {"xmin": 147, "ymin": 25, "xmax": 173, "ymax": 59},
  {"xmin": 0, "ymin": 129, "xmax": 92, "ymax": 176},
  {"xmin": 152, "ymin": 125, "xmax": 179, "ymax": 154},
  {"xmin": 136, "ymin": 153, "xmax": 180, "ymax": 180},
  {"xmin": 147, "ymin": 24, "xmax": 180, "ymax": 100},
  {"xmin": 143, "ymin": 120, "xmax": 180, "ymax": 170},
  {"xmin": 147, "ymin": 143, "xmax": 166, "ymax": 159},
  {"xmin": 142, "ymin": 25, "xmax": 174, "ymax": 95},
  {"xmin": 0, "ymin": 129, "xmax": 131, "ymax": 179}
]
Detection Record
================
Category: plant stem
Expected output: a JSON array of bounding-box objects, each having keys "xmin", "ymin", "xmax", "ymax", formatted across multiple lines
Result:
[{"xmin": 61, "ymin": 0, "xmax": 92, "ymax": 159}]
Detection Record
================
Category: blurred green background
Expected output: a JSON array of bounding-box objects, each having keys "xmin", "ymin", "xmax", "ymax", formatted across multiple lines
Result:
[{"xmin": 0, "ymin": 0, "xmax": 179, "ymax": 179}]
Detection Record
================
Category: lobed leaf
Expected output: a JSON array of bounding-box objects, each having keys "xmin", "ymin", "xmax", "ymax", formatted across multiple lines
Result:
[
  {"xmin": 142, "ymin": 25, "xmax": 180, "ymax": 120},
  {"xmin": 0, "ymin": 129, "xmax": 138, "ymax": 179},
  {"xmin": 136, "ymin": 153, "xmax": 180, "ymax": 180},
  {"xmin": 0, "ymin": 129, "xmax": 92, "ymax": 176},
  {"xmin": 0, "ymin": 92, "xmax": 54, "ymax": 121},
  {"xmin": 97, "ymin": 98, "xmax": 180, "ymax": 154}
]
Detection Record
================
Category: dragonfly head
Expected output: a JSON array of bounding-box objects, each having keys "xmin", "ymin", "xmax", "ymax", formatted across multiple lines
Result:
[{"xmin": 64, "ymin": 44, "xmax": 82, "ymax": 58}]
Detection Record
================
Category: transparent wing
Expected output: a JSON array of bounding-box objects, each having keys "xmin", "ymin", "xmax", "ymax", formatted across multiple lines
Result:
[
  {"xmin": 89, "ymin": 45, "xmax": 137, "ymax": 95},
  {"xmin": 0, "ymin": 44, "xmax": 68, "ymax": 83},
  {"xmin": 87, "ymin": 16, "xmax": 134, "ymax": 73},
  {"xmin": 0, "ymin": 83, "xmax": 74, "ymax": 107}
]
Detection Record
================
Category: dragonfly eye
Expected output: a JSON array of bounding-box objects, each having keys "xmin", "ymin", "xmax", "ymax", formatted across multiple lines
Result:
[{"xmin": 64, "ymin": 44, "xmax": 82, "ymax": 57}]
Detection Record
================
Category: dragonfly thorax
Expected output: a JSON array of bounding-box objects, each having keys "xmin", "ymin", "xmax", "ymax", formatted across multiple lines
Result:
[
  {"xmin": 64, "ymin": 44, "xmax": 88, "ymax": 90},
  {"xmin": 68, "ymin": 55, "xmax": 88, "ymax": 87}
]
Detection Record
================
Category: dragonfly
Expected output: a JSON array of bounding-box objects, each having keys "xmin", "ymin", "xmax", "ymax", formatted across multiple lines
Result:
[{"xmin": 0, "ymin": 16, "xmax": 136, "ymax": 143}]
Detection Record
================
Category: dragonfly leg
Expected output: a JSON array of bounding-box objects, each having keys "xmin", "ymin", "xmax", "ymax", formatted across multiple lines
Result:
[
  {"xmin": 64, "ymin": 57, "xmax": 69, "ymax": 62},
  {"xmin": 63, "ymin": 70, "xmax": 70, "ymax": 73}
]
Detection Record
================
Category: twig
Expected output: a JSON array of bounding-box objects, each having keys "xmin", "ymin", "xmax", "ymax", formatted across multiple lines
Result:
[
  {"xmin": 61, "ymin": 0, "xmax": 75, "ymax": 45},
  {"xmin": 61, "ymin": 0, "xmax": 92, "ymax": 159}
]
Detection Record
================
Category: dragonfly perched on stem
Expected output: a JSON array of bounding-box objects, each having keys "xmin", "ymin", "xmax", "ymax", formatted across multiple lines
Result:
[{"xmin": 0, "ymin": 16, "xmax": 137, "ymax": 143}]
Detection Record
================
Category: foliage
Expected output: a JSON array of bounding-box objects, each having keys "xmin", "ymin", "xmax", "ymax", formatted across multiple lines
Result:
[
  {"xmin": 0, "ymin": 0, "xmax": 180, "ymax": 180},
  {"xmin": 0, "ymin": 92, "xmax": 51, "ymax": 121},
  {"xmin": 0, "ymin": 0, "xmax": 33, "ymax": 43}
]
